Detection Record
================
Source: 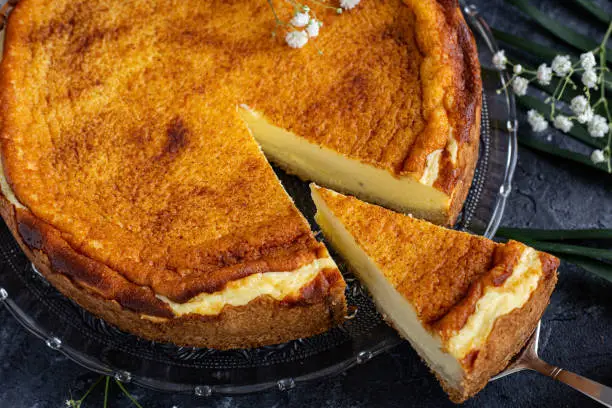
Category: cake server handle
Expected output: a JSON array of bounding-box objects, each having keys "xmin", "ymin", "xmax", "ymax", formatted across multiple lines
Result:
[{"xmin": 527, "ymin": 357, "xmax": 612, "ymax": 408}]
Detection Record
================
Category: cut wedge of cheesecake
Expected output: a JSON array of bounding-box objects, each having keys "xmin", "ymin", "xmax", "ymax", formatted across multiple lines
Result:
[{"xmin": 311, "ymin": 185, "xmax": 559, "ymax": 402}]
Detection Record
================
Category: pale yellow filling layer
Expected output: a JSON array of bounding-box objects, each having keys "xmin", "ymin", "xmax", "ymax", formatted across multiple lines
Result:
[
  {"xmin": 157, "ymin": 257, "xmax": 337, "ymax": 316},
  {"xmin": 239, "ymin": 106, "xmax": 451, "ymax": 224},
  {"xmin": 447, "ymin": 247, "xmax": 543, "ymax": 359}
]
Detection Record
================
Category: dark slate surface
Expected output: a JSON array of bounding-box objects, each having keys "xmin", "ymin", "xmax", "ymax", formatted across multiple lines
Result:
[{"xmin": 1, "ymin": 0, "xmax": 611, "ymax": 407}]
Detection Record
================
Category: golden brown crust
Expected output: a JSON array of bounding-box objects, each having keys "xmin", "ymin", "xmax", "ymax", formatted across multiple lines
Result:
[
  {"xmin": 448, "ymin": 257, "xmax": 559, "ymax": 402},
  {"xmin": 314, "ymin": 186, "xmax": 499, "ymax": 324},
  {"xmin": 312, "ymin": 186, "xmax": 559, "ymax": 403},
  {"xmin": 1, "ymin": 191, "xmax": 346, "ymax": 348}
]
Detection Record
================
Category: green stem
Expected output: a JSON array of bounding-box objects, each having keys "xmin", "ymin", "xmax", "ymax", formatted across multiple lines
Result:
[
  {"xmin": 507, "ymin": 0, "xmax": 612, "ymax": 63},
  {"xmin": 103, "ymin": 377, "xmax": 110, "ymax": 408},
  {"xmin": 556, "ymin": 253, "xmax": 612, "ymax": 283},
  {"xmin": 497, "ymin": 227, "xmax": 612, "ymax": 241},
  {"xmin": 519, "ymin": 239, "xmax": 612, "ymax": 261},
  {"xmin": 517, "ymin": 133, "xmax": 610, "ymax": 173},
  {"xmin": 574, "ymin": 0, "xmax": 612, "ymax": 25},
  {"xmin": 115, "ymin": 380, "xmax": 144, "ymax": 408}
]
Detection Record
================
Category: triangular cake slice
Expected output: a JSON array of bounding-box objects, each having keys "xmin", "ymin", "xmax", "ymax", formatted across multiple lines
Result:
[{"xmin": 311, "ymin": 185, "xmax": 559, "ymax": 402}]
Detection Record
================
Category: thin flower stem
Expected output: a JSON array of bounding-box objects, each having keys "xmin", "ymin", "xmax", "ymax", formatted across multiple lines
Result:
[
  {"xmin": 79, "ymin": 376, "xmax": 104, "ymax": 404},
  {"xmin": 554, "ymin": 253, "xmax": 612, "ymax": 283},
  {"xmin": 115, "ymin": 380, "xmax": 144, "ymax": 408},
  {"xmin": 103, "ymin": 377, "xmax": 110, "ymax": 408},
  {"xmin": 599, "ymin": 21, "xmax": 612, "ymax": 171}
]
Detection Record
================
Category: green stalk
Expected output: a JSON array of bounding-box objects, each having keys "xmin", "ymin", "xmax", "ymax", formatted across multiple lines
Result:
[
  {"xmin": 556, "ymin": 253, "xmax": 612, "ymax": 283},
  {"xmin": 103, "ymin": 377, "xmax": 110, "ymax": 408},
  {"xmin": 516, "ymin": 95, "xmax": 606, "ymax": 149},
  {"xmin": 507, "ymin": 0, "xmax": 612, "ymax": 63},
  {"xmin": 574, "ymin": 0, "xmax": 611, "ymax": 25},
  {"xmin": 497, "ymin": 227, "xmax": 612, "ymax": 241},
  {"xmin": 519, "ymin": 239, "xmax": 612, "ymax": 261},
  {"xmin": 517, "ymin": 133, "xmax": 611, "ymax": 173},
  {"xmin": 116, "ymin": 380, "xmax": 144, "ymax": 408}
]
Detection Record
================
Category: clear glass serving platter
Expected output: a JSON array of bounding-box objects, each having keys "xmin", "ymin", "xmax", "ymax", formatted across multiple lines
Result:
[{"xmin": 0, "ymin": 1, "xmax": 517, "ymax": 396}]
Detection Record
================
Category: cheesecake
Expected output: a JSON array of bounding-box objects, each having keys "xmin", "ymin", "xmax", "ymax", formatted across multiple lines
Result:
[
  {"xmin": 0, "ymin": 0, "xmax": 478, "ymax": 349},
  {"xmin": 241, "ymin": 0, "xmax": 482, "ymax": 226},
  {"xmin": 311, "ymin": 185, "xmax": 559, "ymax": 402}
]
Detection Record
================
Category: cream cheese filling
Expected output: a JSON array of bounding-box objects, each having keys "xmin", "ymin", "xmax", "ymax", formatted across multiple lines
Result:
[
  {"xmin": 311, "ymin": 186, "xmax": 464, "ymax": 389},
  {"xmin": 239, "ymin": 106, "xmax": 451, "ymax": 224},
  {"xmin": 446, "ymin": 247, "xmax": 543, "ymax": 359},
  {"xmin": 157, "ymin": 257, "xmax": 337, "ymax": 317}
]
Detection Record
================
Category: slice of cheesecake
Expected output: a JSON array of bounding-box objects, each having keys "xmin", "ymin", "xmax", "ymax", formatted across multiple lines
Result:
[{"xmin": 311, "ymin": 185, "xmax": 559, "ymax": 402}]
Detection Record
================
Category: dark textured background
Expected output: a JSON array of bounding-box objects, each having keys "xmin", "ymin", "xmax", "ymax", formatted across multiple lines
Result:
[{"xmin": 1, "ymin": 0, "xmax": 611, "ymax": 407}]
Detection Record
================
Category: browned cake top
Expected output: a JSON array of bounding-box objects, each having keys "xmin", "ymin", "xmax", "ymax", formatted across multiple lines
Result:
[
  {"xmin": 314, "ymin": 187, "xmax": 559, "ymax": 325},
  {"xmin": 0, "ymin": 0, "xmax": 477, "ymax": 302}
]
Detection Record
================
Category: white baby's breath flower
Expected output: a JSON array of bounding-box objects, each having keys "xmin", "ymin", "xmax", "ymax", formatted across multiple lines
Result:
[
  {"xmin": 512, "ymin": 76, "xmax": 529, "ymax": 96},
  {"xmin": 591, "ymin": 149, "xmax": 606, "ymax": 164},
  {"xmin": 582, "ymin": 69, "xmax": 598, "ymax": 89},
  {"xmin": 513, "ymin": 64, "xmax": 523, "ymax": 74},
  {"xmin": 340, "ymin": 0, "xmax": 361, "ymax": 10},
  {"xmin": 552, "ymin": 55, "xmax": 572, "ymax": 76},
  {"xmin": 285, "ymin": 30, "xmax": 308, "ymax": 48},
  {"xmin": 527, "ymin": 109, "xmax": 548, "ymax": 132},
  {"xmin": 580, "ymin": 52, "xmax": 597, "ymax": 71},
  {"xmin": 492, "ymin": 50, "xmax": 507, "ymax": 70},
  {"xmin": 536, "ymin": 64, "xmax": 553, "ymax": 86},
  {"xmin": 553, "ymin": 115, "xmax": 573, "ymax": 133},
  {"xmin": 570, "ymin": 95, "xmax": 589, "ymax": 116},
  {"xmin": 306, "ymin": 19, "xmax": 321, "ymax": 38},
  {"xmin": 290, "ymin": 12, "xmax": 310, "ymax": 27},
  {"xmin": 587, "ymin": 114, "xmax": 609, "ymax": 138}
]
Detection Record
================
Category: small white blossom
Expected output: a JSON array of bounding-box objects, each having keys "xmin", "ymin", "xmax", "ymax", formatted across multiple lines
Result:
[
  {"xmin": 582, "ymin": 69, "xmax": 598, "ymax": 89},
  {"xmin": 580, "ymin": 52, "xmax": 597, "ymax": 71},
  {"xmin": 536, "ymin": 64, "xmax": 553, "ymax": 85},
  {"xmin": 306, "ymin": 19, "xmax": 321, "ymax": 38},
  {"xmin": 512, "ymin": 76, "xmax": 529, "ymax": 96},
  {"xmin": 553, "ymin": 115, "xmax": 573, "ymax": 133},
  {"xmin": 587, "ymin": 114, "xmax": 609, "ymax": 138},
  {"xmin": 290, "ymin": 12, "xmax": 310, "ymax": 27},
  {"xmin": 340, "ymin": 0, "xmax": 361, "ymax": 10},
  {"xmin": 285, "ymin": 30, "xmax": 308, "ymax": 48},
  {"xmin": 493, "ymin": 50, "xmax": 507, "ymax": 70},
  {"xmin": 591, "ymin": 149, "xmax": 606, "ymax": 164},
  {"xmin": 552, "ymin": 55, "xmax": 572, "ymax": 77},
  {"xmin": 571, "ymin": 95, "xmax": 594, "ymax": 124},
  {"xmin": 527, "ymin": 109, "xmax": 548, "ymax": 132},
  {"xmin": 513, "ymin": 64, "xmax": 523, "ymax": 74},
  {"xmin": 570, "ymin": 95, "xmax": 589, "ymax": 116}
]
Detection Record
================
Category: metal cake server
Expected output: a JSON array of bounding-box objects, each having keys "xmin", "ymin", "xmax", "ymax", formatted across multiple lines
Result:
[{"xmin": 492, "ymin": 322, "xmax": 612, "ymax": 407}]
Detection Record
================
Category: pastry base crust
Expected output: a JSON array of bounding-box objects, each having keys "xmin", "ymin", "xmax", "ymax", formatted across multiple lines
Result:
[{"xmin": 0, "ymin": 196, "xmax": 347, "ymax": 349}]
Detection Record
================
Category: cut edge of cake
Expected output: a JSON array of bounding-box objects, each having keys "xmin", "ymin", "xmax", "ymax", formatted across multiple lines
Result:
[{"xmin": 311, "ymin": 184, "xmax": 559, "ymax": 402}]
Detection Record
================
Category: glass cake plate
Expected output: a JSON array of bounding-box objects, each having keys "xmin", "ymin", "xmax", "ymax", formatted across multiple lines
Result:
[{"xmin": 0, "ymin": 1, "xmax": 517, "ymax": 396}]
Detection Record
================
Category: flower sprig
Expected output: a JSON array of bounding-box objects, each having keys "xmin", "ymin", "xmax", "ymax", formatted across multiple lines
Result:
[
  {"xmin": 65, "ymin": 376, "xmax": 143, "ymax": 408},
  {"xmin": 267, "ymin": 0, "xmax": 361, "ymax": 50},
  {"xmin": 494, "ymin": 22, "xmax": 612, "ymax": 172}
]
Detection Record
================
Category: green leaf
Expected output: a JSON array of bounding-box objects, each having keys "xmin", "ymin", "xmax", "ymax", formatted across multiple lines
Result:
[
  {"xmin": 519, "ymin": 239, "xmax": 612, "ymax": 261},
  {"xmin": 574, "ymin": 0, "xmax": 611, "ymax": 25},
  {"xmin": 517, "ymin": 133, "xmax": 610, "ymax": 173},
  {"xmin": 507, "ymin": 0, "xmax": 612, "ymax": 63},
  {"xmin": 517, "ymin": 95, "xmax": 606, "ymax": 149},
  {"xmin": 556, "ymin": 253, "xmax": 612, "ymax": 283},
  {"xmin": 497, "ymin": 227, "xmax": 612, "ymax": 241},
  {"xmin": 492, "ymin": 29, "xmax": 612, "ymax": 92}
]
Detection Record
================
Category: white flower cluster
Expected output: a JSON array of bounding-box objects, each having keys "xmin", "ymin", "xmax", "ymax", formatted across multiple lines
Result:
[
  {"xmin": 580, "ymin": 52, "xmax": 599, "ymax": 90},
  {"xmin": 493, "ymin": 49, "xmax": 610, "ymax": 166},
  {"xmin": 285, "ymin": 6, "xmax": 323, "ymax": 49}
]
